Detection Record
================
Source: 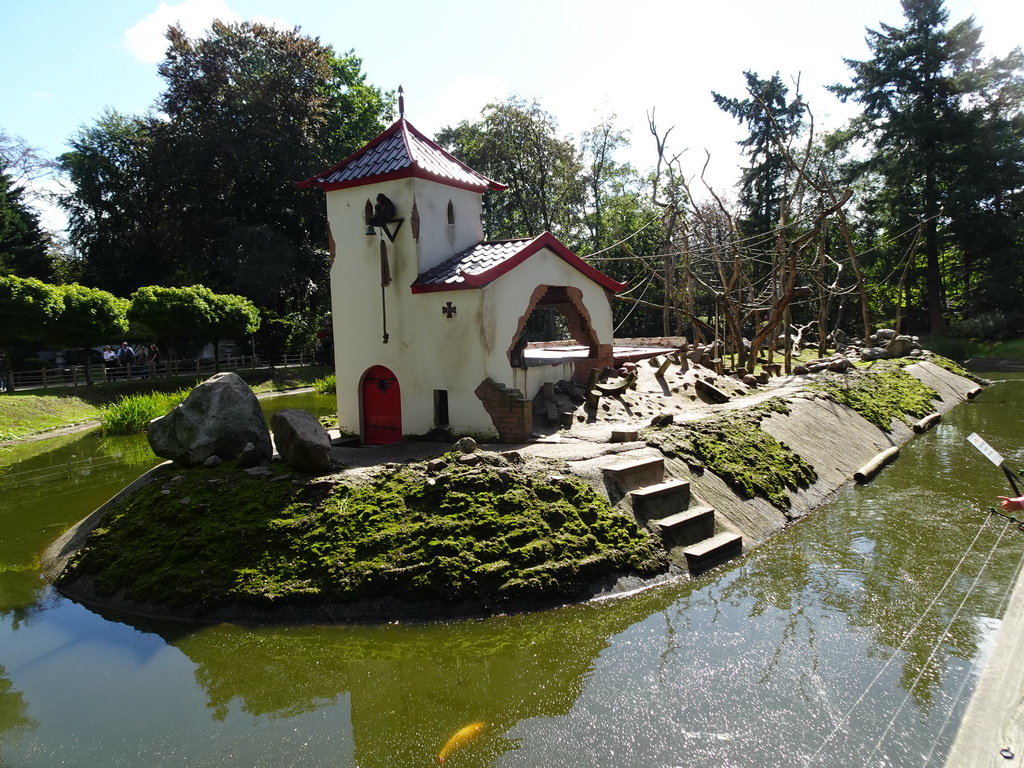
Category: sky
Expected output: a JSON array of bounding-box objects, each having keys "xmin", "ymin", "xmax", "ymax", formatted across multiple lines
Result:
[{"xmin": 2, "ymin": 0, "xmax": 1022, "ymax": 233}]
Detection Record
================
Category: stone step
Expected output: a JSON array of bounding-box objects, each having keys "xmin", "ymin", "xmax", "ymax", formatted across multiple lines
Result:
[
  {"xmin": 649, "ymin": 504, "xmax": 714, "ymax": 545},
  {"xmin": 682, "ymin": 532, "xmax": 743, "ymax": 572},
  {"xmin": 601, "ymin": 456, "xmax": 665, "ymax": 491},
  {"xmin": 630, "ymin": 479, "xmax": 691, "ymax": 521}
]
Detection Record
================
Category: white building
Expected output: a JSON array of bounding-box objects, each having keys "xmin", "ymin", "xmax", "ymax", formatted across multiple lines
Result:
[{"xmin": 299, "ymin": 112, "xmax": 625, "ymax": 444}]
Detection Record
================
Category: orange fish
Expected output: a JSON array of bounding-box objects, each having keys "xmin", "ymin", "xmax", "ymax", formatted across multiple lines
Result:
[{"xmin": 437, "ymin": 721, "xmax": 486, "ymax": 765}]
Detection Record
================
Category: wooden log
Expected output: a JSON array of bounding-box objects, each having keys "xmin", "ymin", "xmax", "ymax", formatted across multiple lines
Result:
[
  {"xmin": 695, "ymin": 378, "xmax": 731, "ymax": 404},
  {"xmin": 854, "ymin": 446, "xmax": 900, "ymax": 483},
  {"xmin": 585, "ymin": 368, "xmax": 602, "ymax": 409},
  {"xmin": 595, "ymin": 371, "xmax": 637, "ymax": 395},
  {"xmin": 656, "ymin": 357, "xmax": 673, "ymax": 378},
  {"xmin": 913, "ymin": 413, "xmax": 941, "ymax": 433},
  {"xmin": 967, "ymin": 386, "xmax": 983, "ymax": 399}
]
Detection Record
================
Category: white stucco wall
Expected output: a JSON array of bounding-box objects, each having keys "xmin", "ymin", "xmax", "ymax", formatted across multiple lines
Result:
[{"xmin": 327, "ymin": 177, "xmax": 615, "ymax": 442}]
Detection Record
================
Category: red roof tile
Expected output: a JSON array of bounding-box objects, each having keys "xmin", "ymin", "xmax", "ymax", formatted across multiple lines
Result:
[
  {"xmin": 411, "ymin": 232, "xmax": 627, "ymax": 294},
  {"xmin": 297, "ymin": 118, "xmax": 506, "ymax": 193}
]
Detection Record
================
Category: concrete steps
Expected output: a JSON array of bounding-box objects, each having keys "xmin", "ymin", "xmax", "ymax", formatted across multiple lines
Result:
[
  {"xmin": 682, "ymin": 532, "xmax": 743, "ymax": 571},
  {"xmin": 601, "ymin": 454, "xmax": 742, "ymax": 574}
]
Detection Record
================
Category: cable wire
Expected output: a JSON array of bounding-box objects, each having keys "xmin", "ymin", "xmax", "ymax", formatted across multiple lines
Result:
[{"xmin": 805, "ymin": 514, "xmax": 994, "ymax": 765}]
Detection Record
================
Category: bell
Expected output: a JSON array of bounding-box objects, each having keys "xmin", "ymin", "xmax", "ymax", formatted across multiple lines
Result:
[{"xmin": 365, "ymin": 224, "xmax": 376, "ymax": 236}]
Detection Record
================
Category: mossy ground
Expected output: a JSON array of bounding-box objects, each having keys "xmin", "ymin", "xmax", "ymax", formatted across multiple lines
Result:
[
  {"xmin": 60, "ymin": 451, "xmax": 667, "ymax": 613},
  {"xmin": 643, "ymin": 397, "xmax": 817, "ymax": 509},
  {"xmin": 807, "ymin": 360, "xmax": 938, "ymax": 430}
]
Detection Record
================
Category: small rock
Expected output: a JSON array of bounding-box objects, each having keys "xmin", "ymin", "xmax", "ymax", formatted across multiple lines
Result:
[
  {"xmin": 238, "ymin": 442, "xmax": 263, "ymax": 468},
  {"xmin": 454, "ymin": 436, "xmax": 477, "ymax": 454},
  {"xmin": 203, "ymin": 455, "xmax": 223, "ymax": 468},
  {"xmin": 650, "ymin": 413, "xmax": 674, "ymax": 427},
  {"xmin": 457, "ymin": 453, "xmax": 481, "ymax": 466},
  {"xmin": 245, "ymin": 466, "xmax": 273, "ymax": 477}
]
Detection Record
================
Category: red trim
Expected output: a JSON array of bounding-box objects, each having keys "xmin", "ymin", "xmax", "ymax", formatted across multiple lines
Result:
[
  {"xmin": 462, "ymin": 233, "xmax": 627, "ymax": 292},
  {"xmin": 296, "ymin": 117, "xmax": 506, "ymax": 192},
  {"xmin": 410, "ymin": 281, "xmax": 471, "ymax": 294},
  {"xmin": 409, "ymin": 232, "xmax": 628, "ymax": 294},
  {"xmin": 311, "ymin": 166, "xmax": 497, "ymax": 194}
]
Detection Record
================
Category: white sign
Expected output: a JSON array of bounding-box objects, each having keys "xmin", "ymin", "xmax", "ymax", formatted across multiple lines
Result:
[{"xmin": 967, "ymin": 432, "xmax": 1004, "ymax": 466}]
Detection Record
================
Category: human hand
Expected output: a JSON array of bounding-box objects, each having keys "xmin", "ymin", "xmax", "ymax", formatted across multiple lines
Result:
[{"xmin": 998, "ymin": 496, "xmax": 1024, "ymax": 513}]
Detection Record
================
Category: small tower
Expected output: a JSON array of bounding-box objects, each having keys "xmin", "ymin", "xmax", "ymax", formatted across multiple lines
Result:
[{"xmin": 299, "ymin": 104, "xmax": 623, "ymax": 445}]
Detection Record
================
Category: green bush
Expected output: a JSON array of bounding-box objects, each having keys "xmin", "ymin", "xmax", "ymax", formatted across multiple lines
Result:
[
  {"xmin": 313, "ymin": 373, "xmax": 336, "ymax": 394},
  {"xmin": 99, "ymin": 388, "xmax": 192, "ymax": 435}
]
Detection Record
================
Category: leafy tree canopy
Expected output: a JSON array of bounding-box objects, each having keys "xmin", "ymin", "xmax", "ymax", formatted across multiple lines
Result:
[{"xmin": 59, "ymin": 21, "xmax": 392, "ymax": 315}]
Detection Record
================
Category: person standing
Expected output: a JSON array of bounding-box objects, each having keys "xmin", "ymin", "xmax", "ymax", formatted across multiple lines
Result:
[
  {"xmin": 116, "ymin": 341, "xmax": 135, "ymax": 380},
  {"xmin": 148, "ymin": 344, "xmax": 160, "ymax": 377},
  {"xmin": 102, "ymin": 345, "xmax": 117, "ymax": 381}
]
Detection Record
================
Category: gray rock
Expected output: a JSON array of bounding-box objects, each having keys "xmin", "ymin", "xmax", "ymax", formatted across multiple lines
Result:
[
  {"xmin": 861, "ymin": 346, "xmax": 886, "ymax": 361},
  {"xmin": 883, "ymin": 334, "xmax": 916, "ymax": 358},
  {"xmin": 270, "ymin": 409, "xmax": 332, "ymax": 473},
  {"xmin": 454, "ymin": 436, "xmax": 477, "ymax": 453},
  {"xmin": 147, "ymin": 372, "xmax": 272, "ymax": 467},
  {"xmin": 238, "ymin": 441, "xmax": 263, "ymax": 468}
]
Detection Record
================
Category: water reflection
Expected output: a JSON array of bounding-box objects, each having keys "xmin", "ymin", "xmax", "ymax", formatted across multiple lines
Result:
[{"xmin": 0, "ymin": 382, "xmax": 1022, "ymax": 766}]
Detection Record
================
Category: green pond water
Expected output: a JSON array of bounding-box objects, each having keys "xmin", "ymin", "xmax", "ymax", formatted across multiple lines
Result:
[{"xmin": 1, "ymin": 380, "xmax": 1022, "ymax": 767}]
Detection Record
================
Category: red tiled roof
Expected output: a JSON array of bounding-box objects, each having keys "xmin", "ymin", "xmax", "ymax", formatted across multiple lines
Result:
[
  {"xmin": 411, "ymin": 232, "xmax": 627, "ymax": 294},
  {"xmin": 297, "ymin": 118, "xmax": 506, "ymax": 193}
]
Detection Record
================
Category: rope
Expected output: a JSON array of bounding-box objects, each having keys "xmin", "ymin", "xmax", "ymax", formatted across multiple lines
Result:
[
  {"xmin": 921, "ymin": 519, "xmax": 1024, "ymax": 766},
  {"xmin": 862, "ymin": 515, "xmax": 1013, "ymax": 766},
  {"xmin": 805, "ymin": 513, "xmax": 994, "ymax": 765}
]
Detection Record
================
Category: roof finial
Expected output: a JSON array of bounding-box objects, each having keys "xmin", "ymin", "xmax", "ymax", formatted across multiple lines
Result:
[{"xmin": 398, "ymin": 85, "xmax": 405, "ymax": 119}]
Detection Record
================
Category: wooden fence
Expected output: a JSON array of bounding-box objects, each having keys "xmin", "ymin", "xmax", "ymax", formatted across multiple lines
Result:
[{"xmin": 1, "ymin": 353, "xmax": 315, "ymax": 392}]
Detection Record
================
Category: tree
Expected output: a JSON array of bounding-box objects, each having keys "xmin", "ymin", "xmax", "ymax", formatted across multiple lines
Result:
[
  {"xmin": 58, "ymin": 22, "xmax": 391, "ymax": 313},
  {"xmin": 0, "ymin": 166, "xmax": 51, "ymax": 279},
  {"xmin": 205, "ymin": 292, "xmax": 260, "ymax": 371},
  {"xmin": 50, "ymin": 284, "xmax": 129, "ymax": 386},
  {"xmin": 0, "ymin": 275, "xmax": 63, "ymax": 393},
  {"xmin": 151, "ymin": 21, "xmax": 390, "ymax": 311},
  {"xmin": 829, "ymin": 0, "xmax": 994, "ymax": 333},
  {"xmin": 128, "ymin": 285, "xmax": 217, "ymax": 369},
  {"xmin": 58, "ymin": 110, "xmax": 158, "ymax": 291},
  {"xmin": 436, "ymin": 98, "xmax": 587, "ymax": 245},
  {"xmin": 712, "ymin": 71, "xmax": 805, "ymax": 241}
]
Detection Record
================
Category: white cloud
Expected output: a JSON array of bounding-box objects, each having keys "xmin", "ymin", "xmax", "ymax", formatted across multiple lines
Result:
[{"xmin": 122, "ymin": 0, "xmax": 289, "ymax": 64}]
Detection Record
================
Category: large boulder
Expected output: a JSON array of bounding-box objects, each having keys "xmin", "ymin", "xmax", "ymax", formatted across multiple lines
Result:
[
  {"xmin": 270, "ymin": 409, "xmax": 332, "ymax": 473},
  {"xmin": 883, "ymin": 334, "xmax": 917, "ymax": 358},
  {"xmin": 147, "ymin": 372, "xmax": 272, "ymax": 467}
]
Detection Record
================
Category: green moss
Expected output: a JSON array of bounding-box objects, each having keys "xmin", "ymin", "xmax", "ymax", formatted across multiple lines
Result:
[
  {"xmin": 644, "ymin": 397, "xmax": 816, "ymax": 510},
  {"xmin": 61, "ymin": 454, "xmax": 667, "ymax": 612},
  {"xmin": 922, "ymin": 353, "xmax": 977, "ymax": 381},
  {"xmin": 807, "ymin": 361, "xmax": 938, "ymax": 430}
]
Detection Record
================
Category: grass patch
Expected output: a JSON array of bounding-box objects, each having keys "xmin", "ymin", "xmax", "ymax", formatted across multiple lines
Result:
[
  {"xmin": 923, "ymin": 336, "xmax": 1024, "ymax": 361},
  {"xmin": 808, "ymin": 360, "xmax": 938, "ymax": 430},
  {"xmin": 644, "ymin": 397, "xmax": 816, "ymax": 510},
  {"xmin": 98, "ymin": 388, "xmax": 192, "ymax": 435},
  {"xmin": 312, "ymin": 373, "xmax": 336, "ymax": 395},
  {"xmin": 60, "ymin": 453, "xmax": 667, "ymax": 612},
  {"xmin": 0, "ymin": 366, "xmax": 324, "ymax": 441},
  {"xmin": 0, "ymin": 395, "xmax": 101, "ymax": 441}
]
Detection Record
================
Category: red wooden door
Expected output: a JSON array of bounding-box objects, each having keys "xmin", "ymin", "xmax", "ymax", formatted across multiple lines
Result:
[{"xmin": 362, "ymin": 366, "xmax": 402, "ymax": 444}]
